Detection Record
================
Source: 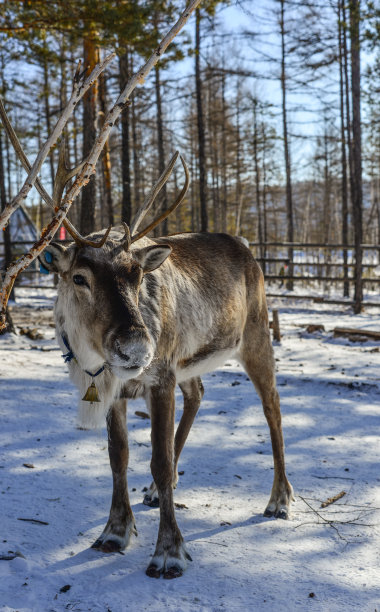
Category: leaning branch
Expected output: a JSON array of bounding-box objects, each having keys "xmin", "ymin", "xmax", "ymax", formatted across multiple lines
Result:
[
  {"xmin": 0, "ymin": 0, "xmax": 202, "ymax": 332},
  {"xmin": 0, "ymin": 53, "xmax": 115, "ymax": 230}
]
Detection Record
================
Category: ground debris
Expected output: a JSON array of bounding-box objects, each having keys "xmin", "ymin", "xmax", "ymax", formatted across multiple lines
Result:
[
  {"xmin": 19, "ymin": 327, "xmax": 44, "ymax": 340},
  {"xmin": 306, "ymin": 324, "xmax": 325, "ymax": 333},
  {"xmin": 333, "ymin": 327, "xmax": 380, "ymax": 341},
  {"xmin": 17, "ymin": 517, "xmax": 49, "ymax": 525},
  {"xmin": 320, "ymin": 491, "xmax": 346, "ymax": 508},
  {"xmin": 0, "ymin": 550, "xmax": 26, "ymax": 561},
  {"xmin": 135, "ymin": 410, "xmax": 150, "ymax": 419}
]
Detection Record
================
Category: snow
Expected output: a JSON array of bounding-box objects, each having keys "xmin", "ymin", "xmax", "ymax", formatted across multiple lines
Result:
[{"xmin": 1, "ymin": 292, "xmax": 380, "ymax": 612}]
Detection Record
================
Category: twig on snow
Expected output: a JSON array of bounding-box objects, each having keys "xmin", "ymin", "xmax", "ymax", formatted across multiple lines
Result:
[
  {"xmin": 297, "ymin": 496, "xmax": 377, "ymax": 543},
  {"xmin": 0, "ymin": 551, "xmax": 25, "ymax": 561},
  {"xmin": 321, "ymin": 490, "xmax": 346, "ymax": 508},
  {"xmin": 311, "ymin": 475, "xmax": 354, "ymax": 481},
  {"xmin": 17, "ymin": 517, "xmax": 49, "ymax": 525}
]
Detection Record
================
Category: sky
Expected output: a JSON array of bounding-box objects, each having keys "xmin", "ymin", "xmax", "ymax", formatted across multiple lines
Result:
[
  {"xmin": 164, "ymin": 0, "xmax": 350, "ymax": 182},
  {"xmin": 2, "ymin": 0, "xmax": 376, "ymax": 205}
]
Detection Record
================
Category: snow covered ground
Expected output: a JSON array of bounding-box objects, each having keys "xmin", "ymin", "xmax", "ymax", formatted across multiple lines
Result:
[{"xmin": 1, "ymin": 290, "xmax": 379, "ymax": 612}]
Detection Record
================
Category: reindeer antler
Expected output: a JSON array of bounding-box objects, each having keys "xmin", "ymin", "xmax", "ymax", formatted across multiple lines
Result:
[
  {"xmin": 129, "ymin": 151, "xmax": 179, "ymax": 236},
  {"xmin": 53, "ymin": 141, "xmax": 112, "ymax": 248},
  {"xmin": 56, "ymin": 149, "xmax": 189, "ymax": 250},
  {"xmin": 130, "ymin": 154, "xmax": 189, "ymax": 244},
  {"xmin": 0, "ymin": 100, "xmax": 111, "ymax": 249}
]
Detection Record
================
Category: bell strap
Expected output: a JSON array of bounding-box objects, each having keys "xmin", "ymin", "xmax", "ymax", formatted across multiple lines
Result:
[
  {"xmin": 61, "ymin": 334, "xmax": 75, "ymax": 363},
  {"xmin": 84, "ymin": 365, "xmax": 105, "ymax": 378},
  {"xmin": 61, "ymin": 335, "xmax": 105, "ymax": 378}
]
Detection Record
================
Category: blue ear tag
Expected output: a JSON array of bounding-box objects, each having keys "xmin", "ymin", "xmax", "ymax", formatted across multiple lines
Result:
[
  {"xmin": 40, "ymin": 251, "xmax": 53, "ymax": 274},
  {"xmin": 39, "ymin": 263, "xmax": 50, "ymax": 274}
]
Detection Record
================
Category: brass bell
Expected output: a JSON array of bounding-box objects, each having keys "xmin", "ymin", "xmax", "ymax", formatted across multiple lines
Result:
[{"xmin": 82, "ymin": 381, "xmax": 101, "ymax": 403}]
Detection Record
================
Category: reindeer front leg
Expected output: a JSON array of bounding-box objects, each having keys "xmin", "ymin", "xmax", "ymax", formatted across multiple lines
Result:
[
  {"xmin": 92, "ymin": 398, "xmax": 137, "ymax": 552},
  {"xmin": 146, "ymin": 371, "xmax": 191, "ymax": 579}
]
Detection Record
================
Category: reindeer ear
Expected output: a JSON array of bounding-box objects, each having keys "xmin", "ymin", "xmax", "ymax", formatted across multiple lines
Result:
[
  {"xmin": 132, "ymin": 244, "xmax": 172, "ymax": 273},
  {"xmin": 38, "ymin": 243, "xmax": 70, "ymax": 275}
]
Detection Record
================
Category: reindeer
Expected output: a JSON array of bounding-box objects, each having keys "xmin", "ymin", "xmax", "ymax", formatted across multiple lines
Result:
[{"xmin": 39, "ymin": 152, "xmax": 294, "ymax": 579}]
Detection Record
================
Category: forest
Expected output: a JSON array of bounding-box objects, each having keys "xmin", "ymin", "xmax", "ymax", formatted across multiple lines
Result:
[{"xmin": 0, "ymin": 0, "xmax": 379, "ymax": 315}]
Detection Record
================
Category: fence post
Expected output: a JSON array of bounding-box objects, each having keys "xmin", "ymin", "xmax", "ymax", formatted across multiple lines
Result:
[{"xmin": 272, "ymin": 309, "xmax": 281, "ymax": 341}]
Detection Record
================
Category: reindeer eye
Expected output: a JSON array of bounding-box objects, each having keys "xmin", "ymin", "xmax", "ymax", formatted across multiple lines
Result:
[{"xmin": 73, "ymin": 274, "xmax": 88, "ymax": 287}]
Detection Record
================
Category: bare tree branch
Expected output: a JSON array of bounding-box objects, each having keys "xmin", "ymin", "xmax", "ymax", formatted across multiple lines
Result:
[
  {"xmin": 0, "ymin": 53, "xmax": 115, "ymax": 229},
  {"xmin": 0, "ymin": 0, "xmax": 202, "ymax": 332},
  {"xmin": 0, "ymin": 98, "xmax": 85, "ymax": 241}
]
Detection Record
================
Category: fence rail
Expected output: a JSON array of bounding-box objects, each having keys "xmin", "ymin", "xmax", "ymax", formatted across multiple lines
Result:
[
  {"xmin": 1, "ymin": 240, "xmax": 379, "ymax": 307},
  {"xmin": 250, "ymin": 241, "xmax": 380, "ymax": 250},
  {"xmin": 250, "ymin": 241, "xmax": 379, "ymax": 307}
]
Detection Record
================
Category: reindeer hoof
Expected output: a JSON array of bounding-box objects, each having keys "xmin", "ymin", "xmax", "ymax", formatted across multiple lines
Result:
[
  {"xmin": 164, "ymin": 566, "xmax": 183, "ymax": 579},
  {"xmin": 146, "ymin": 565, "xmax": 161, "ymax": 578},
  {"xmin": 263, "ymin": 508, "xmax": 275, "ymax": 518},
  {"xmin": 275, "ymin": 508, "xmax": 289, "ymax": 520},
  {"xmin": 143, "ymin": 494, "xmax": 159, "ymax": 508},
  {"xmin": 263, "ymin": 505, "xmax": 289, "ymax": 520},
  {"xmin": 92, "ymin": 527, "xmax": 136, "ymax": 553},
  {"xmin": 92, "ymin": 537, "xmax": 123, "ymax": 553},
  {"xmin": 100, "ymin": 539, "xmax": 123, "ymax": 553}
]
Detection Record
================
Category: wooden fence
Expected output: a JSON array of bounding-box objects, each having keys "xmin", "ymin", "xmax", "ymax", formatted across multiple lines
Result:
[
  {"xmin": 1, "ymin": 240, "xmax": 379, "ymax": 308},
  {"xmin": 250, "ymin": 242, "xmax": 379, "ymax": 308}
]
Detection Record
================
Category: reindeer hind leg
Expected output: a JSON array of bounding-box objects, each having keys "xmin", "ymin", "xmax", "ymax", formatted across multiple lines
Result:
[
  {"xmin": 238, "ymin": 320, "xmax": 294, "ymax": 519},
  {"xmin": 143, "ymin": 376, "xmax": 203, "ymax": 507}
]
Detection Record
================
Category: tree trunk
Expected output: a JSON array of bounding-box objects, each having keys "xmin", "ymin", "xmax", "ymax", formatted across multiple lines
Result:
[
  {"xmin": 0, "ymin": 130, "xmax": 15, "ymax": 321},
  {"xmin": 338, "ymin": 1, "xmax": 350, "ymax": 297},
  {"xmin": 0, "ymin": 131, "xmax": 16, "ymax": 300},
  {"xmin": 80, "ymin": 37, "xmax": 99, "ymax": 234},
  {"xmin": 154, "ymin": 65, "xmax": 168, "ymax": 235},
  {"xmin": 350, "ymin": 0, "xmax": 363, "ymax": 313},
  {"xmin": 261, "ymin": 122, "xmax": 268, "ymax": 265},
  {"xmin": 280, "ymin": 0, "xmax": 294, "ymax": 290},
  {"xmin": 190, "ymin": 127, "xmax": 196, "ymax": 232},
  {"xmin": 0, "ymin": 303, "xmax": 15, "ymax": 335},
  {"xmin": 99, "ymin": 69, "xmax": 114, "ymax": 226},
  {"xmin": 235, "ymin": 84, "xmax": 242, "ymax": 235},
  {"xmin": 119, "ymin": 52, "xmax": 132, "ymax": 225},
  {"xmin": 343, "ymin": 1, "xmax": 354, "ymax": 235},
  {"xmin": 131, "ymin": 86, "xmax": 141, "ymax": 213},
  {"xmin": 221, "ymin": 70, "xmax": 228, "ymax": 233},
  {"xmin": 195, "ymin": 8, "xmax": 208, "ymax": 232},
  {"xmin": 0, "ymin": 132, "xmax": 12, "ymax": 273},
  {"xmin": 207, "ymin": 71, "xmax": 220, "ymax": 232},
  {"xmin": 42, "ymin": 38, "xmax": 55, "ymax": 191},
  {"xmin": 253, "ymin": 99, "xmax": 264, "ymax": 268},
  {"xmin": 322, "ymin": 124, "xmax": 331, "ymax": 244}
]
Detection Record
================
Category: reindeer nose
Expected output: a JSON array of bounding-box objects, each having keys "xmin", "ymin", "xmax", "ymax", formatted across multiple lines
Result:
[
  {"xmin": 115, "ymin": 341, "xmax": 130, "ymax": 362},
  {"xmin": 113, "ymin": 331, "xmax": 153, "ymax": 369}
]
